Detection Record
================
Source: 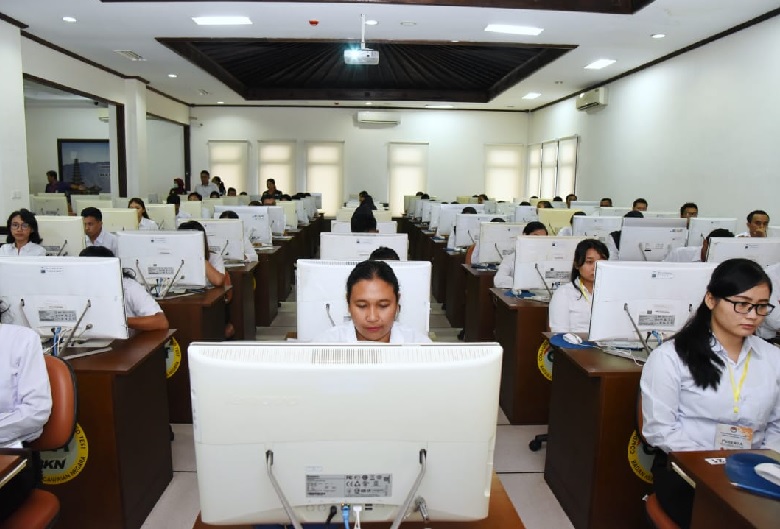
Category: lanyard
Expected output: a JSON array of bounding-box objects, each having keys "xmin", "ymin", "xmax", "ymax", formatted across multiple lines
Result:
[
  {"xmin": 576, "ymin": 279, "xmax": 591, "ymax": 303},
  {"xmin": 726, "ymin": 350, "xmax": 751, "ymax": 414}
]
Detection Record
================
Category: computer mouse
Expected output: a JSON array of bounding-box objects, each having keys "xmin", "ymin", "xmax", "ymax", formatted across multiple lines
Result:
[
  {"xmin": 755, "ymin": 462, "xmax": 780, "ymax": 487},
  {"xmin": 562, "ymin": 333, "xmax": 583, "ymax": 345}
]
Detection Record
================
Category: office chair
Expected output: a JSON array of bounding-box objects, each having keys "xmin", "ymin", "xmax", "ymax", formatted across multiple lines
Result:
[
  {"xmin": 0, "ymin": 355, "xmax": 78, "ymax": 529},
  {"xmin": 635, "ymin": 391, "xmax": 680, "ymax": 529}
]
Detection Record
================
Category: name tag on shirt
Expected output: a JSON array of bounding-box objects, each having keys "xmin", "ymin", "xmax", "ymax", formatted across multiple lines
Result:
[{"xmin": 714, "ymin": 424, "xmax": 753, "ymax": 450}]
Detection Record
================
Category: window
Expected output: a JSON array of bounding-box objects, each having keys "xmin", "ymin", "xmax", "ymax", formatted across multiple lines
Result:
[
  {"xmin": 305, "ymin": 142, "xmax": 343, "ymax": 216},
  {"xmin": 526, "ymin": 136, "xmax": 579, "ymax": 199},
  {"xmin": 258, "ymin": 141, "xmax": 296, "ymax": 197},
  {"xmin": 388, "ymin": 143, "xmax": 428, "ymax": 217},
  {"xmin": 208, "ymin": 141, "xmax": 248, "ymax": 194},
  {"xmin": 484, "ymin": 144, "xmax": 524, "ymax": 202}
]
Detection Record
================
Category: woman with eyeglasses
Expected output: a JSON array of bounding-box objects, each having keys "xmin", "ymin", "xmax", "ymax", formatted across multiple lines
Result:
[
  {"xmin": 640, "ymin": 258, "xmax": 780, "ymax": 529},
  {"xmin": 1, "ymin": 209, "xmax": 46, "ymax": 256}
]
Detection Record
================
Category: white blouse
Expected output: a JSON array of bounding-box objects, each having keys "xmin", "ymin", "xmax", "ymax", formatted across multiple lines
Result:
[
  {"xmin": 548, "ymin": 279, "xmax": 592, "ymax": 333},
  {"xmin": 0, "ymin": 241, "xmax": 47, "ymax": 257},
  {"xmin": 312, "ymin": 322, "xmax": 432, "ymax": 344}
]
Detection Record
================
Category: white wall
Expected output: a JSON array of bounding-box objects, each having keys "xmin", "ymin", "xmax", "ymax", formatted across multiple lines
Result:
[
  {"xmin": 529, "ymin": 14, "xmax": 780, "ymax": 222},
  {"xmin": 146, "ymin": 118, "xmax": 185, "ymax": 200},
  {"xmin": 189, "ymin": 107, "xmax": 528, "ymax": 206}
]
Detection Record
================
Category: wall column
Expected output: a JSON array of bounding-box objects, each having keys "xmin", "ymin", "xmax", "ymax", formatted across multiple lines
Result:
[{"xmin": 124, "ymin": 78, "xmax": 147, "ymax": 198}]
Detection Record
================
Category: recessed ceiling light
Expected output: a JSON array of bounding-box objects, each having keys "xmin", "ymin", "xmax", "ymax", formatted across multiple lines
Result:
[
  {"xmin": 484, "ymin": 24, "xmax": 543, "ymax": 36},
  {"xmin": 365, "ymin": 20, "xmax": 378, "ymax": 26},
  {"xmin": 168, "ymin": 74, "xmax": 178, "ymax": 78},
  {"xmin": 450, "ymin": 40, "xmax": 460, "ymax": 43},
  {"xmin": 400, "ymin": 21, "xmax": 416, "ymax": 27},
  {"xmin": 425, "ymin": 104, "xmax": 454, "ymax": 109},
  {"xmin": 62, "ymin": 16, "xmax": 77, "ymax": 23},
  {"xmin": 192, "ymin": 16, "xmax": 252, "ymax": 26},
  {"xmin": 217, "ymin": 101, "xmax": 225, "ymax": 105},
  {"xmin": 522, "ymin": 92, "xmax": 541, "ymax": 100},
  {"xmin": 584, "ymin": 59, "xmax": 616, "ymax": 70},
  {"xmin": 651, "ymin": 33, "xmax": 666, "ymax": 39},
  {"xmin": 365, "ymin": 102, "xmax": 373, "ymax": 106}
]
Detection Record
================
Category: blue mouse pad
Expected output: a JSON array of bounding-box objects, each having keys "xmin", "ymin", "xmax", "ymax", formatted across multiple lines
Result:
[
  {"xmin": 549, "ymin": 333, "xmax": 597, "ymax": 350},
  {"xmin": 725, "ymin": 452, "xmax": 780, "ymax": 500}
]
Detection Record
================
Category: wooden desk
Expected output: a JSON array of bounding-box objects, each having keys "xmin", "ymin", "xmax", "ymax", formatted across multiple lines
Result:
[
  {"xmin": 192, "ymin": 473, "xmax": 525, "ymax": 529},
  {"xmin": 272, "ymin": 237, "xmax": 294, "ymax": 301},
  {"xmin": 255, "ymin": 247, "xmax": 280, "ymax": 326},
  {"xmin": 444, "ymin": 251, "xmax": 467, "ymax": 327},
  {"xmin": 671, "ymin": 450, "xmax": 780, "ymax": 529},
  {"xmin": 490, "ymin": 289, "xmax": 549, "ymax": 424},
  {"xmin": 227, "ymin": 262, "xmax": 257, "ymax": 340},
  {"xmin": 0, "ymin": 451, "xmax": 26, "ymax": 490},
  {"xmin": 44, "ymin": 330, "xmax": 174, "ymax": 529},
  {"xmin": 544, "ymin": 346, "xmax": 650, "ymax": 529},
  {"xmin": 431, "ymin": 238, "xmax": 448, "ymax": 303},
  {"xmin": 159, "ymin": 288, "xmax": 227, "ymax": 423},
  {"xmin": 464, "ymin": 267, "xmax": 496, "ymax": 342}
]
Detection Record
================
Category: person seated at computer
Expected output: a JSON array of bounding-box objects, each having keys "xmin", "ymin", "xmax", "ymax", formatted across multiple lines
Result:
[
  {"xmin": 312, "ymin": 260, "xmax": 431, "ymax": 343},
  {"xmin": 599, "ymin": 197, "xmax": 613, "ymax": 208},
  {"xmin": 209, "ymin": 191, "xmax": 220, "ymax": 199},
  {"xmin": 227, "ymin": 187, "xmax": 237, "ymax": 197},
  {"xmin": 128, "ymin": 198, "xmax": 159, "ymax": 231},
  {"xmin": 737, "ymin": 209, "xmax": 770, "ymax": 238},
  {"xmin": 177, "ymin": 221, "xmax": 226, "ymax": 287},
  {"xmin": 548, "ymin": 239, "xmax": 609, "ymax": 333},
  {"xmin": 218, "ymin": 210, "xmax": 258, "ymax": 263},
  {"xmin": 78, "ymin": 246, "xmax": 170, "ymax": 331},
  {"xmin": 665, "ymin": 228, "xmax": 734, "ymax": 263},
  {"xmin": 1, "ymin": 209, "xmax": 46, "ymax": 256},
  {"xmin": 557, "ymin": 211, "xmax": 585, "ymax": 237},
  {"xmin": 194, "ymin": 170, "xmax": 218, "ymax": 199},
  {"xmin": 493, "ymin": 221, "xmax": 548, "ymax": 288},
  {"xmin": 632, "ymin": 198, "xmax": 648, "ymax": 212},
  {"xmin": 565, "ymin": 194, "xmax": 577, "ymax": 208},
  {"xmin": 606, "ymin": 210, "xmax": 644, "ymax": 260},
  {"xmin": 369, "ymin": 246, "xmax": 400, "ymax": 260},
  {"xmin": 188, "ymin": 192, "xmax": 202, "ymax": 202},
  {"xmin": 279, "ymin": 194, "xmax": 292, "ymax": 201},
  {"xmin": 351, "ymin": 212, "xmax": 378, "ymax": 233},
  {"xmin": 0, "ymin": 315, "xmax": 52, "ymax": 522},
  {"xmin": 211, "ymin": 176, "xmax": 226, "ymax": 196},
  {"xmin": 552, "ymin": 196, "xmax": 563, "ymax": 204},
  {"xmin": 536, "ymin": 200, "xmax": 553, "ymax": 209},
  {"xmin": 261, "ymin": 196, "xmax": 276, "ymax": 206},
  {"xmin": 81, "ymin": 206, "xmax": 119, "ymax": 255},
  {"xmin": 640, "ymin": 258, "xmax": 780, "ymax": 529},
  {"xmin": 261, "ymin": 178, "xmax": 283, "ymax": 202},
  {"xmin": 465, "ymin": 218, "xmax": 505, "ymax": 266},
  {"xmin": 166, "ymin": 194, "xmax": 191, "ymax": 223},
  {"xmin": 680, "ymin": 202, "xmax": 698, "ymax": 222}
]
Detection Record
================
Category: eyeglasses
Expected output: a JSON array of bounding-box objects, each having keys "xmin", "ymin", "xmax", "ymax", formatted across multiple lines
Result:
[
  {"xmin": 10, "ymin": 222, "xmax": 30, "ymax": 230},
  {"xmin": 721, "ymin": 297, "xmax": 775, "ymax": 316}
]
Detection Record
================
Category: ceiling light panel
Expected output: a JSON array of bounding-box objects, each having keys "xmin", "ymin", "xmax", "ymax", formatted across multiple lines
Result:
[
  {"xmin": 522, "ymin": 92, "xmax": 541, "ymax": 99},
  {"xmin": 584, "ymin": 59, "xmax": 616, "ymax": 70},
  {"xmin": 485, "ymin": 25, "xmax": 543, "ymax": 36},
  {"xmin": 192, "ymin": 16, "xmax": 252, "ymax": 26}
]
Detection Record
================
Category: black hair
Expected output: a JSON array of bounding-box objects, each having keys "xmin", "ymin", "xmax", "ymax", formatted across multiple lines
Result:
[
  {"xmin": 240, "ymin": 192, "xmax": 248, "ymax": 196},
  {"xmin": 359, "ymin": 190, "xmax": 368, "ymax": 198},
  {"xmin": 537, "ymin": 200, "xmax": 553, "ymax": 209},
  {"xmin": 530, "ymin": 196, "xmax": 538, "ymax": 199},
  {"xmin": 46, "ymin": 170, "xmax": 57, "ymax": 178},
  {"xmin": 553, "ymin": 196, "xmax": 563, "ymax": 202},
  {"xmin": 209, "ymin": 191, "xmax": 221, "ymax": 198},
  {"xmin": 523, "ymin": 221, "xmax": 547, "ymax": 235},
  {"xmin": 248, "ymin": 200, "xmax": 263, "ymax": 206},
  {"xmin": 369, "ymin": 246, "xmax": 400, "ymax": 260},
  {"xmin": 346, "ymin": 260, "xmax": 400, "ymax": 303},
  {"xmin": 80, "ymin": 207, "xmax": 103, "ymax": 221},
  {"xmin": 600, "ymin": 197, "xmax": 613, "ymax": 205},
  {"xmin": 420, "ymin": 193, "xmax": 430, "ymax": 200},
  {"xmin": 128, "ymin": 197, "xmax": 150, "ymax": 219},
  {"xmin": 705, "ymin": 228, "xmax": 734, "ymax": 241},
  {"xmin": 415, "ymin": 191, "xmax": 424, "ymax": 197},
  {"xmin": 166, "ymin": 194, "xmax": 180, "ymax": 206},
  {"xmin": 570, "ymin": 211, "xmax": 586, "ymax": 224},
  {"xmin": 673, "ymin": 258, "xmax": 771, "ymax": 390},
  {"xmin": 747, "ymin": 210, "xmax": 769, "ymax": 223},
  {"xmin": 566, "ymin": 193, "xmax": 577, "ymax": 200},
  {"xmin": 178, "ymin": 220, "xmax": 210, "ymax": 259},
  {"xmin": 624, "ymin": 210, "xmax": 644, "ymax": 219},
  {"xmin": 632, "ymin": 198, "xmax": 648, "ymax": 208},
  {"xmin": 6, "ymin": 209, "xmax": 43, "ymax": 245},
  {"xmin": 461, "ymin": 207, "xmax": 477, "ymax": 214},
  {"xmin": 200, "ymin": 170, "xmax": 210, "ymax": 177},
  {"xmin": 227, "ymin": 187, "xmax": 237, "ymax": 194},
  {"xmin": 570, "ymin": 239, "xmax": 609, "ymax": 287},
  {"xmin": 266, "ymin": 178, "xmax": 276, "ymax": 184},
  {"xmin": 188, "ymin": 192, "xmax": 202, "ymax": 201},
  {"xmin": 519, "ymin": 201, "xmax": 532, "ymax": 206},
  {"xmin": 280, "ymin": 194, "xmax": 292, "ymax": 201},
  {"xmin": 351, "ymin": 212, "xmax": 377, "ymax": 233},
  {"xmin": 219, "ymin": 210, "xmax": 239, "ymax": 219},
  {"xmin": 490, "ymin": 218, "xmax": 506, "ymax": 223},
  {"xmin": 79, "ymin": 246, "xmax": 135, "ymax": 278},
  {"xmin": 479, "ymin": 194, "xmax": 488, "ymax": 200},
  {"xmin": 680, "ymin": 202, "xmax": 698, "ymax": 215}
]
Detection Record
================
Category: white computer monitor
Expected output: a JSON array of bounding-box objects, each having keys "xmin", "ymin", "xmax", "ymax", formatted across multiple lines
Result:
[
  {"xmin": 222, "ymin": 196, "xmax": 239, "ymax": 206},
  {"xmin": 237, "ymin": 195, "xmax": 251, "ymax": 206},
  {"xmin": 482, "ymin": 200, "xmax": 497, "ymax": 214},
  {"xmin": 569, "ymin": 201, "xmax": 600, "ymax": 216},
  {"xmin": 101, "ymin": 208, "xmax": 139, "ymax": 233},
  {"xmin": 213, "ymin": 206, "xmax": 272, "ymax": 246},
  {"xmin": 296, "ymin": 259, "xmax": 431, "ymax": 340},
  {"xmin": 0, "ymin": 256, "xmax": 128, "ymax": 341},
  {"xmin": 618, "ymin": 218, "xmax": 688, "ymax": 262},
  {"xmin": 201, "ymin": 198, "xmax": 224, "ymax": 219},
  {"xmin": 495, "ymin": 202, "xmax": 517, "ymax": 216},
  {"xmin": 687, "ymin": 218, "xmax": 738, "ymax": 246},
  {"xmin": 267, "ymin": 206, "xmax": 285, "ymax": 236},
  {"xmin": 514, "ymin": 205, "xmax": 539, "ymax": 224},
  {"xmin": 537, "ymin": 208, "xmax": 581, "ymax": 235},
  {"xmin": 407, "ymin": 197, "xmax": 421, "ymax": 218},
  {"xmin": 374, "ymin": 210, "xmax": 392, "ymax": 223},
  {"xmin": 403, "ymin": 195, "xmax": 415, "ymax": 214},
  {"xmin": 115, "ymin": 230, "xmax": 207, "ymax": 289},
  {"xmin": 421, "ymin": 201, "xmax": 441, "ymax": 224},
  {"xmin": 330, "ymin": 220, "xmax": 397, "ymax": 234},
  {"xmin": 641, "ymin": 211, "xmax": 680, "ymax": 219},
  {"xmin": 178, "ymin": 201, "xmax": 204, "ymax": 219},
  {"xmin": 336, "ymin": 208, "xmax": 356, "ymax": 222},
  {"xmin": 706, "ymin": 237, "xmax": 780, "ymax": 267},
  {"xmin": 477, "ymin": 222, "xmax": 525, "ymax": 264},
  {"xmin": 453, "ymin": 214, "xmax": 509, "ymax": 248},
  {"xmin": 311, "ymin": 193, "xmax": 323, "ymax": 209},
  {"xmin": 434, "ymin": 204, "xmax": 485, "ymax": 237},
  {"xmin": 189, "ymin": 341, "xmax": 501, "ymax": 526},
  {"xmin": 294, "ymin": 200, "xmax": 309, "ymax": 226},
  {"xmin": 145, "ymin": 204, "xmax": 176, "ymax": 230},
  {"xmin": 146, "ymin": 193, "xmax": 160, "ymax": 205},
  {"xmin": 72, "ymin": 197, "xmax": 113, "ymax": 216},
  {"xmin": 279, "ymin": 201, "xmax": 298, "ymax": 230},
  {"xmin": 199, "ymin": 219, "xmax": 246, "ymax": 263},
  {"xmin": 30, "ymin": 194, "xmax": 69, "ymax": 216},
  {"xmin": 414, "ymin": 199, "xmax": 427, "ymax": 220},
  {"xmin": 589, "ymin": 261, "xmax": 717, "ymax": 342},
  {"xmin": 512, "ymin": 236, "xmax": 584, "ymax": 293},
  {"xmin": 303, "ymin": 196, "xmax": 317, "ymax": 219},
  {"xmin": 36, "ymin": 216, "xmax": 86, "ymax": 256},
  {"xmin": 572, "ymin": 216, "xmax": 623, "ymax": 244},
  {"xmin": 320, "ymin": 233, "xmax": 408, "ymax": 261},
  {"xmin": 598, "ymin": 206, "xmax": 632, "ymax": 217}
]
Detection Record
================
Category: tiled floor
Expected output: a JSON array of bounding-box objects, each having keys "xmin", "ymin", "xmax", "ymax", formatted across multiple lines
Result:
[{"xmin": 141, "ymin": 290, "xmax": 573, "ymax": 529}]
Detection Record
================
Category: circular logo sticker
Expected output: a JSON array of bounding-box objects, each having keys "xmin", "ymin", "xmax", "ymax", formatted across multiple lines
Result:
[
  {"xmin": 165, "ymin": 337, "xmax": 182, "ymax": 379},
  {"xmin": 537, "ymin": 339, "xmax": 554, "ymax": 381},
  {"xmin": 627, "ymin": 430, "xmax": 654, "ymax": 484},
  {"xmin": 41, "ymin": 423, "xmax": 88, "ymax": 485}
]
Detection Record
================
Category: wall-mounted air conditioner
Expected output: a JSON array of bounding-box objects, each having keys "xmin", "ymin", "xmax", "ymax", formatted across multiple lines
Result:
[
  {"xmin": 575, "ymin": 87, "xmax": 608, "ymax": 111},
  {"xmin": 355, "ymin": 111, "xmax": 400, "ymax": 125}
]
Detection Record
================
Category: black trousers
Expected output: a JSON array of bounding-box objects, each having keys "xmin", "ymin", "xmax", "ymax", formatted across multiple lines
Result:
[
  {"xmin": 0, "ymin": 450, "xmax": 37, "ymax": 522},
  {"xmin": 652, "ymin": 452, "xmax": 695, "ymax": 529}
]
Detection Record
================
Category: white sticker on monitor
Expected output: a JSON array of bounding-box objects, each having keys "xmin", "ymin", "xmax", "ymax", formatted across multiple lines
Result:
[
  {"xmin": 634, "ymin": 303, "xmax": 677, "ymax": 328},
  {"xmin": 306, "ymin": 474, "xmax": 392, "ymax": 498}
]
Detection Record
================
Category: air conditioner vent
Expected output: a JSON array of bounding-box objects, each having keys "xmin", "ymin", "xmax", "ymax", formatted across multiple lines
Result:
[
  {"xmin": 575, "ymin": 87, "xmax": 608, "ymax": 111},
  {"xmin": 113, "ymin": 50, "xmax": 146, "ymax": 62}
]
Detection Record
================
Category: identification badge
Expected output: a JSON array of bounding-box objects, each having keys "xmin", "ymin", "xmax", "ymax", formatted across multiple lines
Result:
[{"xmin": 714, "ymin": 424, "xmax": 753, "ymax": 450}]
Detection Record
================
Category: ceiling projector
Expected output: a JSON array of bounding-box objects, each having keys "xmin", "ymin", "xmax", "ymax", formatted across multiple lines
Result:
[{"xmin": 344, "ymin": 48, "xmax": 379, "ymax": 65}]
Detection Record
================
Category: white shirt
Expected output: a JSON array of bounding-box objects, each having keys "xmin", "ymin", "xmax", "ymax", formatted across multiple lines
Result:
[
  {"xmin": 494, "ymin": 250, "xmax": 515, "ymax": 288},
  {"xmin": 664, "ymin": 245, "xmax": 702, "ymax": 262},
  {"xmin": 0, "ymin": 324, "xmax": 52, "ymax": 447},
  {"xmin": 558, "ymin": 226, "xmax": 573, "ymax": 237},
  {"xmin": 122, "ymin": 277, "xmax": 162, "ymax": 318},
  {"xmin": 176, "ymin": 210, "xmax": 192, "ymax": 223},
  {"xmin": 194, "ymin": 183, "xmax": 218, "ymax": 198},
  {"xmin": 0, "ymin": 241, "xmax": 47, "ymax": 257},
  {"xmin": 548, "ymin": 279, "xmax": 593, "ymax": 333},
  {"xmin": 605, "ymin": 233, "xmax": 619, "ymax": 261},
  {"xmin": 85, "ymin": 229, "xmax": 119, "ymax": 256},
  {"xmin": 207, "ymin": 252, "xmax": 226, "ymax": 287},
  {"xmin": 641, "ymin": 335, "xmax": 780, "ymax": 453},
  {"xmin": 312, "ymin": 322, "xmax": 432, "ymax": 343},
  {"xmin": 138, "ymin": 217, "xmax": 159, "ymax": 231},
  {"xmin": 243, "ymin": 236, "xmax": 258, "ymax": 263},
  {"xmin": 736, "ymin": 231, "xmax": 751, "ymax": 238}
]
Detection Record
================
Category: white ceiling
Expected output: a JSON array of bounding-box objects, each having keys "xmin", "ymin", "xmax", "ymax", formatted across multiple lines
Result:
[{"xmin": 7, "ymin": 0, "xmax": 780, "ymax": 110}]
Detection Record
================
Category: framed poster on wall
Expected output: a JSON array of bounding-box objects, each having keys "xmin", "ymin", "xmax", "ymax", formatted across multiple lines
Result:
[{"xmin": 57, "ymin": 139, "xmax": 110, "ymax": 193}]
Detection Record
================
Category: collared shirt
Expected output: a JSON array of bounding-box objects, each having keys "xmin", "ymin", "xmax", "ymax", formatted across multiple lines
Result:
[
  {"xmin": 138, "ymin": 217, "xmax": 159, "ymax": 231},
  {"xmin": 194, "ymin": 183, "xmax": 219, "ymax": 199},
  {"xmin": 548, "ymin": 278, "xmax": 592, "ymax": 333},
  {"xmin": 664, "ymin": 245, "xmax": 702, "ymax": 262},
  {"xmin": 0, "ymin": 241, "xmax": 47, "ymax": 257},
  {"xmin": 85, "ymin": 229, "xmax": 119, "ymax": 255},
  {"xmin": 641, "ymin": 334, "xmax": 780, "ymax": 453},
  {"xmin": 123, "ymin": 277, "xmax": 162, "ymax": 318},
  {"xmin": 312, "ymin": 322, "xmax": 432, "ymax": 344},
  {"xmin": 493, "ymin": 250, "xmax": 515, "ymax": 288},
  {"xmin": 176, "ymin": 210, "xmax": 192, "ymax": 224},
  {"xmin": 557, "ymin": 226, "xmax": 573, "ymax": 237},
  {"xmin": 0, "ymin": 324, "xmax": 52, "ymax": 447},
  {"xmin": 243, "ymin": 236, "xmax": 258, "ymax": 263},
  {"xmin": 207, "ymin": 252, "xmax": 226, "ymax": 287}
]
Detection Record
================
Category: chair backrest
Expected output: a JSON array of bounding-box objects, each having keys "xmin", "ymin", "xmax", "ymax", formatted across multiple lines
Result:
[{"xmin": 28, "ymin": 355, "xmax": 77, "ymax": 451}]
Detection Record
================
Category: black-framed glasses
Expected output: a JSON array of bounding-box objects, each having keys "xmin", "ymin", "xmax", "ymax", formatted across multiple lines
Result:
[
  {"xmin": 10, "ymin": 222, "xmax": 30, "ymax": 230},
  {"xmin": 722, "ymin": 297, "xmax": 775, "ymax": 316}
]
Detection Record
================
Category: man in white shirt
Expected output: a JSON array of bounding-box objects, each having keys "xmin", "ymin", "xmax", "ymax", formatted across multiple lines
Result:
[
  {"xmin": 737, "ymin": 209, "xmax": 770, "ymax": 238},
  {"xmin": 81, "ymin": 207, "xmax": 118, "ymax": 255},
  {"xmin": 166, "ymin": 194, "xmax": 191, "ymax": 224},
  {"xmin": 194, "ymin": 170, "xmax": 218, "ymax": 199},
  {"xmin": 664, "ymin": 228, "xmax": 733, "ymax": 263}
]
